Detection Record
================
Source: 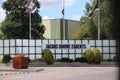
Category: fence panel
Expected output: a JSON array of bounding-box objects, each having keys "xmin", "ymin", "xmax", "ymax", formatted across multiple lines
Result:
[{"xmin": 0, "ymin": 39, "xmax": 118, "ymax": 60}]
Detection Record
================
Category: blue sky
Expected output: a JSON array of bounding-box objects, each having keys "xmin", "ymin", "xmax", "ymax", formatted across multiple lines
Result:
[
  {"xmin": 39, "ymin": 0, "xmax": 92, "ymax": 20},
  {"xmin": 0, "ymin": 0, "xmax": 92, "ymax": 23}
]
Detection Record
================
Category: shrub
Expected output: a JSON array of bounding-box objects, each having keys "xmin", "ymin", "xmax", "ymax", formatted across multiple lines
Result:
[
  {"xmin": 85, "ymin": 49, "xmax": 94, "ymax": 64},
  {"xmin": 74, "ymin": 57, "xmax": 87, "ymax": 63},
  {"xmin": 43, "ymin": 49, "xmax": 54, "ymax": 65},
  {"xmin": 56, "ymin": 58, "xmax": 74, "ymax": 63},
  {"xmin": 2, "ymin": 54, "xmax": 12, "ymax": 63},
  {"xmin": 56, "ymin": 58, "xmax": 61, "ymax": 62},
  {"xmin": 93, "ymin": 48, "xmax": 101, "ymax": 64},
  {"xmin": 0, "ymin": 58, "xmax": 2, "ymax": 62},
  {"xmin": 31, "ymin": 58, "xmax": 44, "ymax": 62},
  {"xmin": 74, "ymin": 58, "xmax": 81, "ymax": 62},
  {"xmin": 113, "ymin": 54, "xmax": 120, "ymax": 62},
  {"xmin": 42, "ymin": 50, "xmax": 46, "ymax": 58},
  {"xmin": 106, "ymin": 58, "xmax": 113, "ymax": 62}
]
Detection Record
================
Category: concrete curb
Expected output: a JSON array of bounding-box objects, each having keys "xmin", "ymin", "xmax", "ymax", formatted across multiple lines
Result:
[
  {"xmin": 0, "ymin": 71, "xmax": 30, "ymax": 76},
  {"xmin": 29, "ymin": 61, "xmax": 119, "ymax": 67},
  {"xmin": 0, "ymin": 67, "xmax": 44, "ymax": 76}
]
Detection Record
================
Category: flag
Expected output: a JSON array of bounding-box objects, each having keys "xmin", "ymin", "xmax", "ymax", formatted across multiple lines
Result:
[
  {"xmin": 62, "ymin": 9, "xmax": 64, "ymax": 19},
  {"xmin": 62, "ymin": 0, "xmax": 64, "ymax": 20},
  {"xmin": 88, "ymin": 0, "xmax": 99, "ymax": 18},
  {"xmin": 26, "ymin": 0, "xmax": 37, "ymax": 13},
  {"xmin": 62, "ymin": 9, "xmax": 64, "ymax": 16}
]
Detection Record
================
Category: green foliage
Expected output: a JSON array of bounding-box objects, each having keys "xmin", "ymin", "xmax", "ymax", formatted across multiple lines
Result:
[
  {"xmin": 106, "ymin": 58, "xmax": 113, "ymax": 62},
  {"xmin": 0, "ymin": 58, "xmax": 2, "ymax": 62},
  {"xmin": 2, "ymin": 54, "xmax": 12, "ymax": 63},
  {"xmin": 74, "ymin": 57, "xmax": 87, "ymax": 63},
  {"xmin": 100, "ymin": 0, "xmax": 113, "ymax": 39},
  {"xmin": 74, "ymin": 0, "xmax": 114, "ymax": 39},
  {"xmin": 93, "ymin": 48, "xmax": 101, "ymax": 64},
  {"xmin": 57, "ymin": 58, "xmax": 74, "ymax": 63},
  {"xmin": 85, "ymin": 2, "xmax": 92, "ymax": 14},
  {"xmin": 43, "ymin": 49, "xmax": 54, "ymax": 65},
  {"xmin": 113, "ymin": 54, "xmax": 120, "ymax": 62},
  {"xmin": 87, "ymin": 19, "xmax": 98, "ymax": 39},
  {"xmin": 30, "ymin": 58, "xmax": 44, "ymax": 62},
  {"xmin": 72, "ymin": 24, "xmax": 90, "ymax": 39},
  {"xmin": 0, "ymin": 33, "xmax": 6, "ymax": 39},
  {"xmin": 1, "ymin": 0, "xmax": 45, "ymax": 39},
  {"xmin": 85, "ymin": 49, "xmax": 94, "ymax": 63},
  {"xmin": 85, "ymin": 48, "xmax": 101, "ymax": 64},
  {"xmin": 42, "ymin": 49, "xmax": 46, "ymax": 58}
]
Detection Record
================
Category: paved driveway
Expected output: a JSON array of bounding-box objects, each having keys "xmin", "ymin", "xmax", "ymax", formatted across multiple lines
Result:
[{"xmin": 0, "ymin": 67, "xmax": 119, "ymax": 80}]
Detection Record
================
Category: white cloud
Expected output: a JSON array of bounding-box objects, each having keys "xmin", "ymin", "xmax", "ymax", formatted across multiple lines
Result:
[
  {"xmin": 38, "ymin": 0, "xmax": 76, "ymax": 9},
  {"xmin": 42, "ymin": 16, "xmax": 50, "ymax": 19},
  {"xmin": 0, "ymin": 8, "xmax": 6, "ymax": 23},
  {"xmin": 72, "ymin": 15, "xmax": 82, "ymax": 21},
  {"xmin": 2, "ymin": 0, "xmax": 6, "ymax": 2},
  {"xmin": 0, "ymin": 0, "xmax": 7, "ymax": 23},
  {"xmin": 42, "ymin": 16, "xmax": 54, "ymax": 20},
  {"xmin": 65, "ymin": 0, "xmax": 75, "ymax": 6}
]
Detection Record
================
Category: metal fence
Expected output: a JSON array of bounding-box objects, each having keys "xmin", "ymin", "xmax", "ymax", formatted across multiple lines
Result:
[{"xmin": 0, "ymin": 39, "xmax": 119, "ymax": 60}]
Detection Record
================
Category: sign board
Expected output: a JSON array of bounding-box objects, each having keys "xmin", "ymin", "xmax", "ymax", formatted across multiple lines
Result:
[{"xmin": 42, "ymin": 44, "xmax": 90, "ymax": 50}]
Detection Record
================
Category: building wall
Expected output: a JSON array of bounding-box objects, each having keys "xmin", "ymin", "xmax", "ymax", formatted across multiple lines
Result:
[
  {"xmin": 50, "ymin": 19, "xmax": 61, "ymax": 39},
  {"xmin": 42, "ymin": 19, "xmax": 80, "ymax": 39},
  {"xmin": 42, "ymin": 20, "xmax": 51, "ymax": 39}
]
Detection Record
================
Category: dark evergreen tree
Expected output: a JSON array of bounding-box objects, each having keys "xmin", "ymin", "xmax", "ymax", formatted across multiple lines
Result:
[{"xmin": 1, "ymin": 0, "xmax": 45, "ymax": 39}]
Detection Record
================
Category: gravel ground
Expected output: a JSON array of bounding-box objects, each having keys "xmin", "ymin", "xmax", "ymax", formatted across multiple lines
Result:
[
  {"xmin": 0, "ymin": 61, "xmax": 119, "ymax": 80},
  {"xmin": 0, "ymin": 67, "xmax": 119, "ymax": 80}
]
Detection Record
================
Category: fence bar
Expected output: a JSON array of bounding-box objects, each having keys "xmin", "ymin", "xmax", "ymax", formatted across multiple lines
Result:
[
  {"xmin": 101, "ymin": 40, "xmax": 103, "ymax": 60},
  {"xmin": 0, "ymin": 39, "xmax": 118, "ymax": 61},
  {"xmin": 109, "ymin": 40, "xmax": 110, "ymax": 59},
  {"xmin": 2, "ymin": 40, "xmax": 4, "ymax": 55},
  {"xmin": 34, "ymin": 40, "xmax": 36, "ymax": 59}
]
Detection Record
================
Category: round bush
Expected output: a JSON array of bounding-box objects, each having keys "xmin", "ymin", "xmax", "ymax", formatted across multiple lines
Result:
[
  {"xmin": 93, "ymin": 48, "xmax": 101, "ymax": 64},
  {"xmin": 85, "ymin": 49, "xmax": 94, "ymax": 63},
  {"xmin": 43, "ymin": 49, "xmax": 54, "ymax": 65},
  {"xmin": 2, "ymin": 54, "xmax": 12, "ymax": 63}
]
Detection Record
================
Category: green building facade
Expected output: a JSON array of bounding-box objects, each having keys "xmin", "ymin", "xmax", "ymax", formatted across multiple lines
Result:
[{"xmin": 42, "ymin": 19, "xmax": 80, "ymax": 39}]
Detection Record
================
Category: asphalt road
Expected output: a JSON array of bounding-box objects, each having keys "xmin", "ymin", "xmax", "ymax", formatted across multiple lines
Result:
[{"xmin": 0, "ymin": 67, "xmax": 119, "ymax": 80}]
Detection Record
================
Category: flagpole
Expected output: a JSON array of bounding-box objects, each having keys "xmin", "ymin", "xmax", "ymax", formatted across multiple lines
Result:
[
  {"xmin": 98, "ymin": 0, "xmax": 100, "ymax": 40},
  {"xmin": 62, "ymin": 0, "xmax": 65, "ymax": 39},
  {"xmin": 26, "ymin": 0, "xmax": 36, "ymax": 39},
  {"xmin": 29, "ymin": 12, "xmax": 31, "ymax": 39}
]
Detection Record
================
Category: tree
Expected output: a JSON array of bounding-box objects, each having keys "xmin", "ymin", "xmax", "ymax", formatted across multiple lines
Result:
[
  {"xmin": 87, "ymin": 18, "xmax": 98, "ymax": 39},
  {"xmin": 1, "ymin": 0, "xmax": 45, "ymax": 39},
  {"xmin": 87, "ymin": 0, "xmax": 113, "ymax": 39},
  {"xmin": 74, "ymin": 0, "xmax": 114, "ymax": 40},
  {"xmin": 72, "ymin": 22, "xmax": 90, "ymax": 39},
  {"xmin": 100, "ymin": 0, "xmax": 113, "ymax": 39},
  {"xmin": 72, "ymin": 16, "xmax": 89, "ymax": 39}
]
